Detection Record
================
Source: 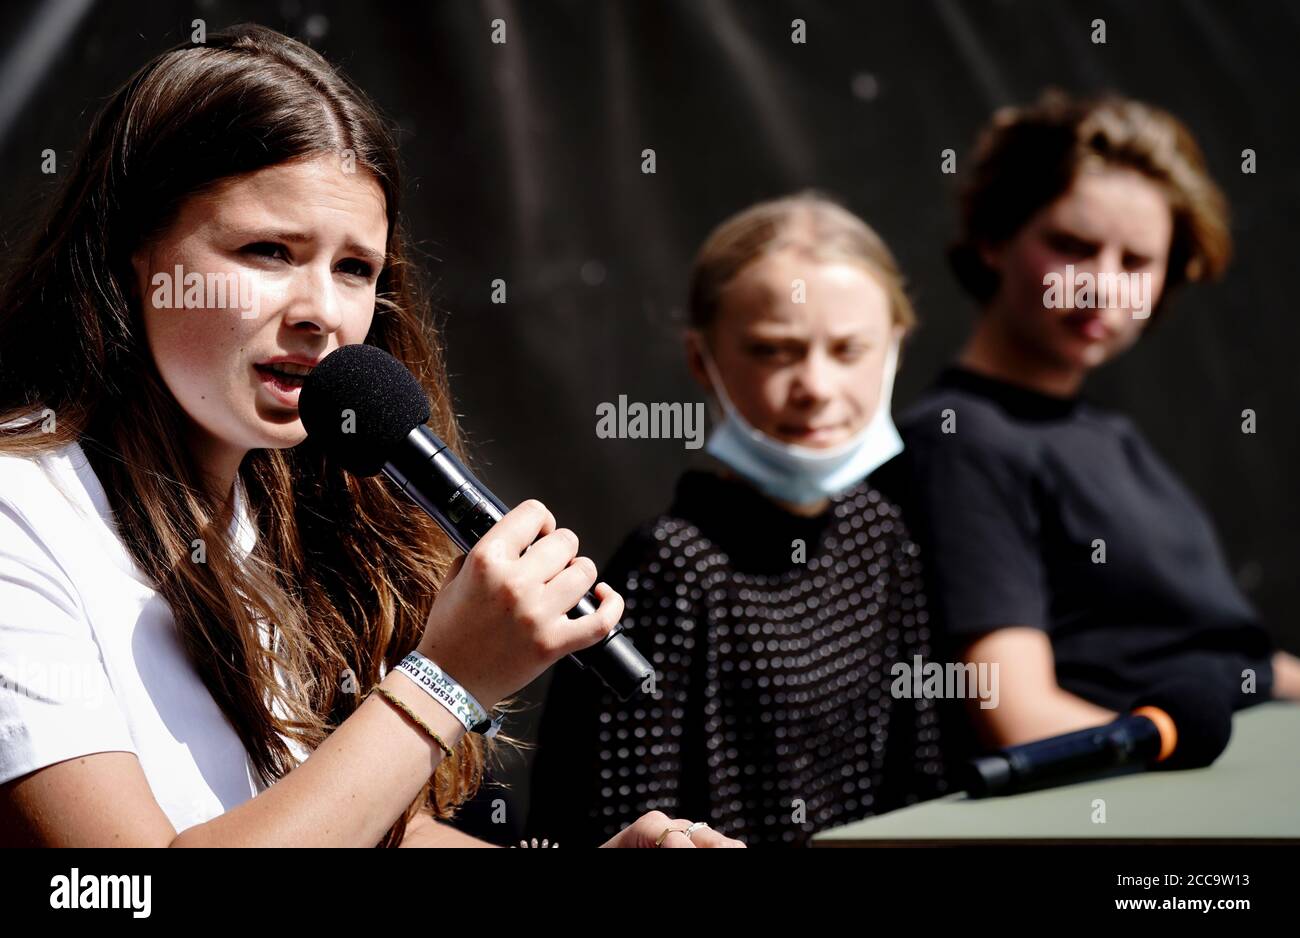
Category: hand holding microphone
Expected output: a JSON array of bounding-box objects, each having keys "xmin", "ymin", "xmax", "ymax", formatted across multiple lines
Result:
[
  {"xmin": 299, "ymin": 343, "xmax": 655, "ymax": 705},
  {"xmin": 416, "ymin": 499, "xmax": 623, "ymax": 709}
]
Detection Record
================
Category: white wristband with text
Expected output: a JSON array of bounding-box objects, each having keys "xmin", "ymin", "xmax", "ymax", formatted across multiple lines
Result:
[{"xmin": 396, "ymin": 651, "xmax": 504, "ymax": 738}]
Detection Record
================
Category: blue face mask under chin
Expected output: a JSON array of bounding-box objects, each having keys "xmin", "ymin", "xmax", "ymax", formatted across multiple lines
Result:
[{"xmin": 698, "ymin": 337, "xmax": 904, "ymax": 507}]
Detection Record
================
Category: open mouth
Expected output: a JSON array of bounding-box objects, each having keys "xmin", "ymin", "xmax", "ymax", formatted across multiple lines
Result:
[{"xmin": 254, "ymin": 363, "xmax": 310, "ymax": 400}]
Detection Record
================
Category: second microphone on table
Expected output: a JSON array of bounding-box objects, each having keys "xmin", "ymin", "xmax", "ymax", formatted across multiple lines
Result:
[{"xmin": 961, "ymin": 676, "xmax": 1234, "ymax": 797}]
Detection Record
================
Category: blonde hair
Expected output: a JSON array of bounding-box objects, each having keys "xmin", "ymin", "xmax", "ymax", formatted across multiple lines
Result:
[
  {"xmin": 950, "ymin": 89, "xmax": 1231, "ymax": 317},
  {"xmin": 687, "ymin": 191, "xmax": 917, "ymax": 334}
]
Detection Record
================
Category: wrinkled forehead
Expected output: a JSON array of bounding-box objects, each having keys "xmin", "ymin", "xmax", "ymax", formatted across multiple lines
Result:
[{"xmin": 185, "ymin": 156, "xmax": 389, "ymax": 241}]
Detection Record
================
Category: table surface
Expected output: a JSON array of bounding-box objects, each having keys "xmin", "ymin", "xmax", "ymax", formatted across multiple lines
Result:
[{"xmin": 813, "ymin": 702, "xmax": 1300, "ymax": 845}]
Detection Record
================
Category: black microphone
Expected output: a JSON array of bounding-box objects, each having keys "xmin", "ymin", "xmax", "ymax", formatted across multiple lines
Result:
[
  {"xmin": 961, "ymin": 678, "xmax": 1233, "ymax": 797},
  {"xmin": 298, "ymin": 343, "xmax": 655, "ymax": 701}
]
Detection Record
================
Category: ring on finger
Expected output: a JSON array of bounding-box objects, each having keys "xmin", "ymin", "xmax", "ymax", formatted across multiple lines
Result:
[
  {"xmin": 655, "ymin": 824, "xmax": 692, "ymax": 847},
  {"xmin": 683, "ymin": 821, "xmax": 710, "ymax": 841}
]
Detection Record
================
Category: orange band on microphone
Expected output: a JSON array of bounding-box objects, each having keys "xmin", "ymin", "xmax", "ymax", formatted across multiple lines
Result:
[{"xmin": 1133, "ymin": 705, "xmax": 1177, "ymax": 762}]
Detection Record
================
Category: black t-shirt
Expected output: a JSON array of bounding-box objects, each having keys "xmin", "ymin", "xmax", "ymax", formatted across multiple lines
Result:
[{"xmin": 876, "ymin": 366, "xmax": 1275, "ymax": 730}]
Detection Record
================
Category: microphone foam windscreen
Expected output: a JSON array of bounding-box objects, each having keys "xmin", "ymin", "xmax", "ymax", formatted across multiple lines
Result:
[
  {"xmin": 299, "ymin": 343, "xmax": 431, "ymax": 476},
  {"xmin": 1134, "ymin": 678, "xmax": 1234, "ymax": 770}
]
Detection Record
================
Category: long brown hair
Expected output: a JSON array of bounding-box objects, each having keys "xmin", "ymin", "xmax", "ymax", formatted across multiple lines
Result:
[{"xmin": 0, "ymin": 24, "xmax": 492, "ymax": 846}]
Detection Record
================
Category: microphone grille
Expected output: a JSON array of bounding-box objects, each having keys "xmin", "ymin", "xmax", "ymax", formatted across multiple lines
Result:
[
  {"xmin": 299, "ymin": 343, "xmax": 431, "ymax": 476},
  {"xmin": 1134, "ymin": 678, "xmax": 1234, "ymax": 770}
]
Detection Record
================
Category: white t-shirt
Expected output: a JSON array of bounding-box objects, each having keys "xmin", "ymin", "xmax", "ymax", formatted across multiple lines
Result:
[{"xmin": 0, "ymin": 438, "xmax": 303, "ymax": 834}]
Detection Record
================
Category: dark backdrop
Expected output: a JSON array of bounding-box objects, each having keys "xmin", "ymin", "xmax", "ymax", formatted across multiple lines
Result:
[{"xmin": 2, "ymin": 0, "xmax": 1296, "ymax": 843}]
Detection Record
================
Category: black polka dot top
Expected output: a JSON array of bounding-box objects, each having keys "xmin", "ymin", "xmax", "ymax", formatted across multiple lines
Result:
[{"xmin": 527, "ymin": 470, "xmax": 948, "ymax": 847}]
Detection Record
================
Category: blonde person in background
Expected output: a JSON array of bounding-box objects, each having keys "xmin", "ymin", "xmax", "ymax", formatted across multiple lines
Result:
[
  {"xmin": 529, "ymin": 193, "xmax": 946, "ymax": 848},
  {"xmin": 0, "ymin": 25, "xmax": 740, "ymax": 849},
  {"xmin": 877, "ymin": 91, "xmax": 1300, "ymax": 765}
]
